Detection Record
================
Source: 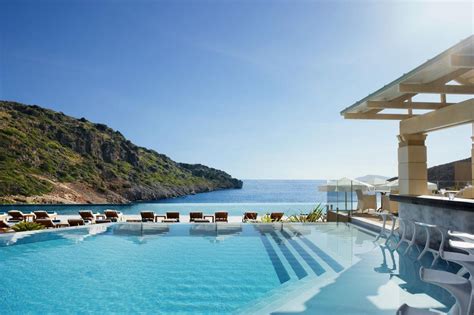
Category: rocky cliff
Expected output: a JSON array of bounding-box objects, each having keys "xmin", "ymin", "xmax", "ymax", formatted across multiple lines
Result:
[{"xmin": 0, "ymin": 101, "xmax": 242, "ymax": 204}]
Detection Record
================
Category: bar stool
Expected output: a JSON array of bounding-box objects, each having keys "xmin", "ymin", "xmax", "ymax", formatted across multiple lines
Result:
[
  {"xmin": 450, "ymin": 239, "xmax": 474, "ymax": 255},
  {"xmin": 448, "ymin": 230, "xmax": 474, "ymax": 244},
  {"xmin": 415, "ymin": 222, "xmax": 445, "ymax": 267},
  {"xmin": 441, "ymin": 250, "xmax": 474, "ymax": 281},
  {"xmin": 394, "ymin": 217, "xmax": 414, "ymax": 251},
  {"xmin": 375, "ymin": 212, "xmax": 397, "ymax": 244},
  {"xmin": 396, "ymin": 218, "xmax": 420, "ymax": 255},
  {"xmin": 449, "ymin": 239, "xmax": 474, "ymax": 278},
  {"xmin": 396, "ymin": 303, "xmax": 438, "ymax": 315}
]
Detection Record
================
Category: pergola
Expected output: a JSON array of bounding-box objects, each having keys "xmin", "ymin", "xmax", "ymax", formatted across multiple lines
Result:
[{"xmin": 341, "ymin": 35, "xmax": 474, "ymax": 196}]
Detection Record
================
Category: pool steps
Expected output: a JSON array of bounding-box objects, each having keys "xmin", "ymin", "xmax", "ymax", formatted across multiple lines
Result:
[{"xmin": 238, "ymin": 226, "xmax": 353, "ymax": 314}]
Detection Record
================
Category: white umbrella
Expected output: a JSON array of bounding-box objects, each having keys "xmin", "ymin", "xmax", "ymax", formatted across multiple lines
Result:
[
  {"xmin": 358, "ymin": 176, "xmax": 389, "ymax": 186},
  {"xmin": 319, "ymin": 177, "xmax": 375, "ymax": 211},
  {"xmin": 375, "ymin": 179, "xmax": 438, "ymax": 192},
  {"xmin": 318, "ymin": 177, "xmax": 374, "ymax": 192}
]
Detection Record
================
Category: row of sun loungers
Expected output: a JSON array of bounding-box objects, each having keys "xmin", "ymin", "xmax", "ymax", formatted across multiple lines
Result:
[{"xmin": 0, "ymin": 210, "xmax": 286, "ymax": 232}]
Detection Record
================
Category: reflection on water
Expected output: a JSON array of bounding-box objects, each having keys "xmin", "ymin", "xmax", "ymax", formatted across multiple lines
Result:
[{"xmin": 373, "ymin": 238, "xmax": 457, "ymax": 313}]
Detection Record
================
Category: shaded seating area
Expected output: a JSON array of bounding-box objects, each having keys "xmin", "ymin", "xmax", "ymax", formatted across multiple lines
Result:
[{"xmin": 355, "ymin": 189, "xmax": 377, "ymax": 214}]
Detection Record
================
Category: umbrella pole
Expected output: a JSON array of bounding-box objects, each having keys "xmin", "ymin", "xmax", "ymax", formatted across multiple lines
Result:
[
  {"xmin": 345, "ymin": 191, "xmax": 347, "ymax": 211},
  {"xmin": 351, "ymin": 181, "xmax": 354, "ymax": 212}
]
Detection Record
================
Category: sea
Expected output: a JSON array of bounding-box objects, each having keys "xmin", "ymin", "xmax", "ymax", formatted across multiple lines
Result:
[{"xmin": 0, "ymin": 180, "xmax": 356, "ymax": 216}]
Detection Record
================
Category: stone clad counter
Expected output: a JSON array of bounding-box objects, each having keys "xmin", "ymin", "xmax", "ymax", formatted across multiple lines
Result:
[{"xmin": 390, "ymin": 195, "xmax": 474, "ymax": 244}]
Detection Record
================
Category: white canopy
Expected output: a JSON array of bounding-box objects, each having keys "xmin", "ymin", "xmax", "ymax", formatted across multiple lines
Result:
[
  {"xmin": 375, "ymin": 179, "xmax": 438, "ymax": 192},
  {"xmin": 319, "ymin": 177, "xmax": 374, "ymax": 193}
]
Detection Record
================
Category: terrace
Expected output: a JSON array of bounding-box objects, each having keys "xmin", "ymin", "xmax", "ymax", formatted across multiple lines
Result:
[{"xmin": 337, "ymin": 35, "xmax": 474, "ymax": 234}]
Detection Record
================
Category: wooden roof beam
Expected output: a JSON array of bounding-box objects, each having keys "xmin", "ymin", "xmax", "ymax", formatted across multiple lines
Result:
[
  {"xmin": 367, "ymin": 101, "xmax": 451, "ymax": 110},
  {"xmin": 399, "ymin": 83, "xmax": 474, "ymax": 95},
  {"xmin": 344, "ymin": 113, "xmax": 417, "ymax": 120},
  {"xmin": 400, "ymin": 98, "xmax": 474, "ymax": 134}
]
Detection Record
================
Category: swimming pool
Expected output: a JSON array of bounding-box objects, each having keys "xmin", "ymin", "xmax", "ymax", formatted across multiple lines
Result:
[{"xmin": 0, "ymin": 223, "xmax": 454, "ymax": 314}]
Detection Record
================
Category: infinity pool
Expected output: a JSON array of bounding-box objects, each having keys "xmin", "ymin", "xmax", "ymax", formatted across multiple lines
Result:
[{"xmin": 0, "ymin": 223, "xmax": 454, "ymax": 314}]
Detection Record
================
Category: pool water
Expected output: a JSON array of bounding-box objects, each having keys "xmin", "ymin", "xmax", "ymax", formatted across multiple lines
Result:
[{"xmin": 0, "ymin": 223, "xmax": 455, "ymax": 314}]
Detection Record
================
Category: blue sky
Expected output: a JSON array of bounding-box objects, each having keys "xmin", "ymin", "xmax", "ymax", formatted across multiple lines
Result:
[{"xmin": 0, "ymin": 0, "xmax": 472, "ymax": 179}]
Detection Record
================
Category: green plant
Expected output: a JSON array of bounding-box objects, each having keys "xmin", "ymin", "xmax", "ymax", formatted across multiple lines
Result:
[
  {"xmin": 12, "ymin": 221, "xmax": 45, "ymax": 232},
  {"xmin": 260, "ymin": 214, "xmax": 273, "ymax": 223},
  {"xmin": 288, "ymin": 204, "xmax": 326, "ymax": 223}
]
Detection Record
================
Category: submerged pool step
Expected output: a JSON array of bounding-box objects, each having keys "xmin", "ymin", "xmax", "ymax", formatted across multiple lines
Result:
[
  {"xmin": 286, "ymin": 225, "xmax": 345, "ymax": 273},
  {"xmin": 268, "ymin": 232, "xmax": 308, "ymax": 280},
  {"xmin": 259, "ymin": 235, "xmax": 291, "ymax": 284},
  {"xmin": 278, "ymin": 230, "xmax": 325, "ymax": 276},
  {"xmin": 259, "ymin": 227, "xmax": 346, "ymax": 285}
]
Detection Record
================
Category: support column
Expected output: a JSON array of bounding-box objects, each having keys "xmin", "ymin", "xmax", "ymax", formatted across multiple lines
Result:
[{"xmin": 398, "ymin": 133, "xmax": 428, "ymax": 195}]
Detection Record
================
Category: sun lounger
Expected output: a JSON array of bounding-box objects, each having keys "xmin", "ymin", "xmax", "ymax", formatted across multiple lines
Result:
[
  {"xmin": 7, "ymin": 210, "xmax": 30, "ymax": 222},
  {"xmin": 36, "ymin": 219, "xmax": 69, "ymax": 229},
  {"xmin": 270, "ymin": 212, "xmax": 284, "ymax": 222},
  {"xmin": 189, "ymin": 212, "xmax": 203, "ymax": 222},
  {"xmin": 95, "ymin": 219, "xmax": 112, "ymax": 224},
  {"xmin": 140, "ymin": 211, "xmax": 156, "ymax": 222},
  {"xmin": 79, "ymin": 210, "xmax": 99, "ymax": 224},
  {"xmin": 242, "ymin": 212, "xmax": 258, "ymax": 222},
  {"xmin": 215, "ymin": 212, "xmax": 228, "ymax": 223},
  {"xmin": 68, "ymin": 219, "xmax": 86, "ymax": 226},
  {"xmin": 140, "ymin": 211, "xmax": 157, "ymax": 222},
  {"xmin": 33, "ymin": 210, "xmax": 58, "ymax": 220},
  {"xmin": 0, "ymin": 220, "xmax": 14, "ymax": 233},
  {"xmin": 104, "ymin": 209, "xmax": 123, "ymax": 222}
]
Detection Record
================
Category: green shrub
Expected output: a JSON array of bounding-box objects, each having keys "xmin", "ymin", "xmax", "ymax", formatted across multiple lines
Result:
[
  {"xmin": 12, "ymin": 221, "xmax": 45, "ymax": 232},
  {"xmin": 259, "ymin": 214, "xmax": 273, "ymax": 223},
  {"xmin": 288, "ymin": 204, "xmax": 326, "ymax": 223}
]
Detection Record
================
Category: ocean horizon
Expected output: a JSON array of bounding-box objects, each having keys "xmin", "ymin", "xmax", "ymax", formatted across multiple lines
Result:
[{"xmin": 0, "ymin": 180, "xmax": 337, "ymax": 215}]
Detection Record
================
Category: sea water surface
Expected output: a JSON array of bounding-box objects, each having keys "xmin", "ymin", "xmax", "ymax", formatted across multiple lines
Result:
[{"xmin": 0, "ymin": 180, "xmax": 352, "ymax": 215}]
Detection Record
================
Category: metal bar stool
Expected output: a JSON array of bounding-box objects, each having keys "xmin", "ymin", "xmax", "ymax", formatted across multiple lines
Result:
[
  {"xmin": 394, "ymin": 217, "xmax": 414, "ymax": 251},
  {"xmin": 449, "ymin": 239, "xmax": 474, "ymax": 278},
  {"xmin": 397, "ymin": 267, "xmax": 473, "ymax": 315},
  {"xmin": 415, "ymin": 222, "xmax": 445, "ymax": 266},
  {"xmin": 375, "ymin": 212, "xmax": 397, "ymax": 246},
  {"xmin": 448, "ymin": 230, "xmax": 474, "ymax": 244},
  {"xmin": 397, "ymin": 218, "xmax": 420, "ymax": 255}
]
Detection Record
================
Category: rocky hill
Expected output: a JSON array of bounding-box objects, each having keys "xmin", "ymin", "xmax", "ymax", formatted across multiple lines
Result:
[
  {"xmin": 428, "ymin": 157, "xmax": 471, "ymax": 188},
  {"xmin": 0, "ymin": 101, "xmax": 242, "ymax": 204}
]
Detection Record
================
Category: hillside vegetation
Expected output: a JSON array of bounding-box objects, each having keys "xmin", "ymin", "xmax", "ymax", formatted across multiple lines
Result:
[{"xmin": 0, "ymin": 101, "xmax": 242, "ymax": 204}]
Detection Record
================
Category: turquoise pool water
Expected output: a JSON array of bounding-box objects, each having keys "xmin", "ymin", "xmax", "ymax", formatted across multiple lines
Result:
[{"xmin": 0, "ymin": 223, "xmax": 454, "ymax": 314}]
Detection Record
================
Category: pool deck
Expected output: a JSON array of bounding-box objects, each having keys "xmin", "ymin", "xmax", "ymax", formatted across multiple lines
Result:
[{"xmin": 327, "ymin": 211, "xmax": 399, "ymax": 234}]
